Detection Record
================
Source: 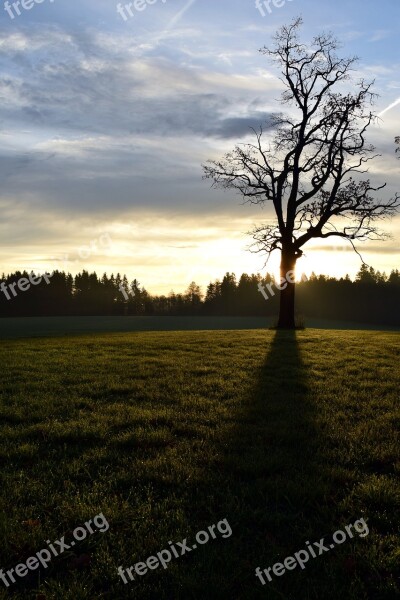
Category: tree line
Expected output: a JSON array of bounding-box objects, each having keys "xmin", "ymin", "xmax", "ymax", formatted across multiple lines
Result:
[{"xmin": 0, "ymin": 265, "xmax": 399, "ymax": 326}]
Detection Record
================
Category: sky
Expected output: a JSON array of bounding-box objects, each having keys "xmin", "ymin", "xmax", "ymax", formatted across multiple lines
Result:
[{"xmin": 0, "ymin": 0, "xmax": 399, "ymax": 295}]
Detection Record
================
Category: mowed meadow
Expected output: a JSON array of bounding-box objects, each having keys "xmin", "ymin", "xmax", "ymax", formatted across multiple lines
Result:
[{"xmin": 0, "ymin": 329, "xmax": 399, "ymax": 599}]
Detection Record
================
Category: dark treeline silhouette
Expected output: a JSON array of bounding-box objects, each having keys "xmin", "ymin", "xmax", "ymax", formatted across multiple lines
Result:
[{"xmin": 0, "ymin": 265, "xmax": 399, "ymax": 326}]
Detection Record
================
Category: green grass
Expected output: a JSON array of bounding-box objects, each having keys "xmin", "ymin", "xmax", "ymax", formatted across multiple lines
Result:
[
  {"xmin": 0, "ymin": 329, "xmax": 399, "ymax": 599},
  {"xmin": 0, "ymin": 315, "xmax": 398, "ymax": 340}
]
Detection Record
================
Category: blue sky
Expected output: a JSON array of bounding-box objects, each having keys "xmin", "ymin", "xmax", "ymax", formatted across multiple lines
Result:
[{"xmin": 0, "ymin": 0, "xmax": 399, "ymax": 293}]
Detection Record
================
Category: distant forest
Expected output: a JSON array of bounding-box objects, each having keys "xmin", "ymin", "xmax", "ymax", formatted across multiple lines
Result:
[{"xmin": 1, "ymin": 265, "xmax": 399, "ymax": 326}]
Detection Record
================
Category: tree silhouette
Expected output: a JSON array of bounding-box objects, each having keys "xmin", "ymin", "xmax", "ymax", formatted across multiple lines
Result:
[
  {"xmin": 203, "ymin": 18, "xmax": 400, "ymax": 328},
  {"xmin": 184, "ymin": 282, "xmax": 203, "ymax": 313}
]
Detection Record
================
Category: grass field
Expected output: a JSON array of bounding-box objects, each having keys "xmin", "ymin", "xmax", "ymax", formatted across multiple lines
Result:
[
  {"xmin": 0, "ymin": 329, "xmax": 399, "ymax": 599},
  {"xmin": 0, "ymin": 316, "xmax": 399, "ymax": 340}
]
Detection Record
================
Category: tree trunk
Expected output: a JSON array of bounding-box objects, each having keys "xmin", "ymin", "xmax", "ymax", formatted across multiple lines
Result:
[{"xmin": 277, "ymin": 250, "xmax": 297, "ymax": 329}]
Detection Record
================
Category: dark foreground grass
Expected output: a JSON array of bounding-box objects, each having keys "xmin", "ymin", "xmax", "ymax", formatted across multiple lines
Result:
[{"xmin": 0, "ymin": 329, "xmax": 399, "ymax": 599}]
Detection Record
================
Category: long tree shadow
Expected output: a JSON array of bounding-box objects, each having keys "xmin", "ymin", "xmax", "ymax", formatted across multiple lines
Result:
[{"xmin": 187, "ymin": 330, "xmax": 340, "ymax": 600}]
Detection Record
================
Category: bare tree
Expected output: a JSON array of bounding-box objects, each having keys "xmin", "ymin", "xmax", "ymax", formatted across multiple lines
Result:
[{"xmin": 203, "ymin": 18, "xmax": 399, "ymax": 329}]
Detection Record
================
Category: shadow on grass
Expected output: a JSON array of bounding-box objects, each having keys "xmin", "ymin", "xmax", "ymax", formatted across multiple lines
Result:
[{"xmin": 180, "ymin": 330, "xmax": 346, "ymax": 600}]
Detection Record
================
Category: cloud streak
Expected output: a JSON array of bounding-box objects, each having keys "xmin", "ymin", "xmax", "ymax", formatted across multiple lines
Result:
[
  {"xmin": 379, "ymin": 97, "xmax": 400, "ymax": 117},
  {"xmin": 0, "ymin": 0, "xmax": 399, "ymax": 289}
]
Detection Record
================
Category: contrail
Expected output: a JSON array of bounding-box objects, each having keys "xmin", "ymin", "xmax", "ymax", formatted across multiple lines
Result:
[
  {"xmin": 153, "ymin": 0, "xmax": 196, "ymax": 44},
  {"xmin": 138, "ymin": 0, "xmax": 196, "ymax": 53},
  {"xmin": 378, "ymin": 97, "xmax": 400, "ymax": 117},
  {"xmin": 166, "ymin": 0, "xmax": 196, "ymax": 31}
]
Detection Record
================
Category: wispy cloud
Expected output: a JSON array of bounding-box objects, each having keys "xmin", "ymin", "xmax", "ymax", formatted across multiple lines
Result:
[
  {"xmin": 0, "ymin": 0, "xmax": 399, "ymax": 288},
  {"xmin": 369, "ymin": 29, "xmax": 391, "ymax": 42}
]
